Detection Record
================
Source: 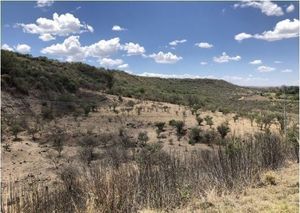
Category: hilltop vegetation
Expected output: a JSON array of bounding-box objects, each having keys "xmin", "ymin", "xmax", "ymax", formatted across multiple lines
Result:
[{"xmin": 1, "ymin": 50, "xmax": 299, "ymax": 115}]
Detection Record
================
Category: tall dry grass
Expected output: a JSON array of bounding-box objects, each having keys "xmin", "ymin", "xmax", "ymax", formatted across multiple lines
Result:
[{"xmin": 1, "ymin": 132, "xmax": 297, "ymax": 212}]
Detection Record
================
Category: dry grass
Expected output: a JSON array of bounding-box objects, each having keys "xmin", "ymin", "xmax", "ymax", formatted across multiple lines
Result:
[{"xmin": 174, "ymin": 162, "xmax": 299, "ymax": 213}]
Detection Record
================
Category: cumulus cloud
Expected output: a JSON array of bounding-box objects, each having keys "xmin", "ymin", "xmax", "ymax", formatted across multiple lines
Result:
[
  {"xmin": 122, "ymin": 42, "xmax": 145, "ymax": 56},
  {"xmin": 87, "ymin": 37, "xmax": 121, "ymax": 58},
  {"xmin": 169, "ymin": 39, "xmax": 187, "ymax": 46},
  {"xmin": 99, "ymin": 58, "xmax": 124, "ymax": 68},
  {"xmin": 274, "ymin": 60, "xmax": 282, "ymax": 64},
  {"xmin": 286, "ymin": 4, "xmax": 295, "ymax": 13},
  {"xmin": 195, "ymin": 42, "xmax": 213, "ymax": 48},
  {"xmin": 281, "ymin": 69, "xmax": 292, "ymax": 73},
  {"xmin": 234, "ymin": 0, "xmax": 284, "ymax": 16},
  {"xmin": 18, "ymin": 13, "xmax": 94, "ymax": 41},
  {"xmin": 41, "ymin": 35, "xmax": 86, "ymax": 61},
  {"xmin": 234, "ymin": 19, "xmax": 299, "ymax": 42},
  {"xmin": 41, "ymin": 36, "xmax": 123, "ymax": 62},
  {"xmin": 249, "ymin": 59, "xmax": 262, "ymax": 65},
  {"xmin": 1, "ymin": 44, "xmax": 14, "ymax": 51},
  {"xmin": 200, "ymin": 61, "xmax": 207, "ymax": 65},
  {"xmin": 15, "ymin": 44, "xmax": 31, "ymax": 54},
  {"xmin": 148, "ymin": 51, "xmax": 182, "ymax": 64},
  {"xmin": 112, "ymin": 25, "xmax": 126, "ymax": 31},
  {"xmin": 235, "ymin": 32, "xmax": 252, "ymax": 41},
  {"xmin": 257, "ymin": 65, "xmax": 275, "ymax": 72},
  {"xmin": 36, "ymin": 0, "xmax": 54, "ymax": 8},
  {"xmin": 213, "ymin": 52, "xmax": 241, "ymax": 63},
  {"xmin": 2, "ymin": 43, "xmax": 31, "ymax": 54}
]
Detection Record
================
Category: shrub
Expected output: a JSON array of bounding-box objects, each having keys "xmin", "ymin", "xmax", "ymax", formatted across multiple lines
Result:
[
  {"xmin": 79, "ymin": 135, "xmax": 100, "ymax": 165},
  {"xmin": 233, "ymin": 114, "xmax": 239, "ymax": 123},
  {"xmin": 188, "ymin": 127, "xmax": 203, "ymax": 145},
  {"xmin": 287, "ymin": 124, "xmax": 299, "ymax": 162},
  {"xmin": 171, "ymin": 120, "xmax": 186, "ymax": 140},
  {"xmin": 155, "ymin": 122, "xmax": 165, "ymax": 136},
  {"xmin": 10, "ymin": 122, "xmax": 23, "ymax": 141},
  {"xmin": 52, "ymin": 129, "xmax": 65, "ymax": 157},
  {"xmin": 169, "ymin": 119, "xmax": 177, "ymax": 126},
  {"xmin": 204, "ymin": 115, "xmax": 214, "ymax": 128},
  {"xmin": 126, "ymin": 100, "xmax": 135, "ymax": 108},
  {"xmin": 217, "ymin": 123, "xmax": 230, "ymax": 139},
  {"xmin": 196, "ymin": 116, "xmax": 204, "ymax": 126},
  {"xmin": 83, "ymin": 104, "xmax": 91, "ymax": 116},
  {"xmin": 203, "ymin": 129, "xmax": 218, "ymax": 145},
  {"xmin": 137, "ymin": 131, "xmax": 149, "ymax": 146}
]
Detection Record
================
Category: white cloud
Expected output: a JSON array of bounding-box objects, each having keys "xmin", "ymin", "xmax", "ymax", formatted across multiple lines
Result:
[
  {"xmin": 36, "ymin": 0, "xmax": 54, "ymax": 8},
  {"xmin": 138, "ymin": 72, "xmax": 215, "ymax": 79},
  {"xmin": 200, "ymin": 61, "xmax": 207, "ymax": 65},
  {"xmin": 99, "ymin": 58, "xmax": 124, "ymax": 68},
  {"xmin": 15, "ymin": 44, "xmax": 31, "ymax": 54},
  {"xmin": 281, "ymin": 69, "xmax": 292, "ymax": 73},
  {"xmin": 249, "ymin": 59, "xmax": 262, "ymax": 65},
  {"xmin": 87, "ymin": 37, "xmax": 121, "ymax": 58},
  {"xmin": 286, "ymin": 4, "xmax": 295, "ymax": 13},
  {"xmin": 148, "ymin": 51, "xmax": 182, "ymax": 64},
  {"xmin": 122, "ymin": 42, "xmax": 145, "ymax": 56},
  {"xmin": 41, "ymin": 36, "xmax": 122, "ymax": 62},
  {"xmin": 234, "ymin": 32, "xmax": 252, "ymax": 41},
  {"xmin": 195, "ymin": 42, "xmax": 213, "ymax": 48},
  {"xmin": 117, "ymin": 64, "xmax": 129, "ymax": 69},
  {"xmin": 257, "ymin": 65, "xmax": 275, "ymax": 72},
  {"xmin": 112, "ymin": 25, "xmax": 126, "ymax": 31},
  {"xmin": 18, "ymin": 13, "xmax": 94, "ymax": 41},
  {"xmin": 1, "ymin": 44, "xmax": 14, "ymax": 51},
  {"xmin": 274, "ymin": 60, "xmax": 282, "ymax": 64},
  {"xmin": 235, "ymin": 19, "xmax": 299, "ymax": 42},
  {"xmin": 213, "ymin": 52, "xmax": 241, "ymax": 63},
  {"xmin": 39, "ymin": 33, "xmax": 55, "ymax": 41},
  {"xmin": 222, "ymin": 75, "xmax": 268, "ymax": 86},
  {"xmin": 234, "ymin": 0, "xmax": 284, "ymax": 16},
  {"xmin": 41, "ymin": 36, "xmax": 86, "ymax": 62},
  {"xmin": 169, "ymin": 39, "xmax": 187, "ymax": 46}
]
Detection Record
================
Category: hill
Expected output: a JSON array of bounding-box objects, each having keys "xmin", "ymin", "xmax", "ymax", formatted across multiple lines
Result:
[{"xmin": 1, "ymin": 50, "xmax": 298, "ymax": 114}]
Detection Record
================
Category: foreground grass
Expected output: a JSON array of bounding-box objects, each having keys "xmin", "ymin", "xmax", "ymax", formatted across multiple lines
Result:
[{"xmin": 166, "ymin": 162, "xmax": 299, "ymax": 213}]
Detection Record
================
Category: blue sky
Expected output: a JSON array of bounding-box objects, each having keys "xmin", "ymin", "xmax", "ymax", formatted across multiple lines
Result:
[{"xmin": 2, "ymin": 1, "xmax": 299, "ymax": 86}]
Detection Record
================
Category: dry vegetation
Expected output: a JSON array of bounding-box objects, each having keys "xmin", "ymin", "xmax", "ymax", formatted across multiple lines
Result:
[{"xmin": 1, "ymin": 50, "xmax": 299, "ymax": 212}]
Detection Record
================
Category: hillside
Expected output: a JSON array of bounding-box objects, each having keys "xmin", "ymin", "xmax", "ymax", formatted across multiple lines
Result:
[{"xmin": 1, "ymin": 50, "xmax": 298, "ymax": 114}]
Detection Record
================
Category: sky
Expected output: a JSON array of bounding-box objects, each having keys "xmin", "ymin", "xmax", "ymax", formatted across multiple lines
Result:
[{"xmin": 1, "ymin": 0, "xmax": 299, "ymax": 86}]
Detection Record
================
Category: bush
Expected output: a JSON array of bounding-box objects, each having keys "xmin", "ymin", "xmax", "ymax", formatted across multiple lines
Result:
[
  {"xmin": 204, "ymin": 115, "xmax": 214, "ymax": 128},
  {"xmin": 196, "ymin": 116, "xmax": 204, "ymax": 126},
  {"xmin": 11, "ymin": 123, "xmax": 23, "ymax": 141},
  {"xmin": 137, "ymin": 131, "xmax": 149, "ymax": 146},
  {"xmin": 170, "ymin": 120, "xmax": 186, "ymax": 140},
  {"xmin": 155, "ymin": 122, "xmax": 165, "ymax": 136},
  {"xmin": 217, "ymin": 123, "xmax": 230, "ymax": 139},
  {"xmin": 188, "ymin": 127, "xmax": 203, "ymax": 145}
]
